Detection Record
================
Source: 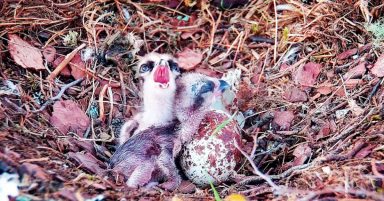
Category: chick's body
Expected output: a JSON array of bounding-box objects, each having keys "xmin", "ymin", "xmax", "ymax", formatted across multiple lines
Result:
[{"xmin": 110, "ymin": 123, "xmax": 181, "ymax": 190}]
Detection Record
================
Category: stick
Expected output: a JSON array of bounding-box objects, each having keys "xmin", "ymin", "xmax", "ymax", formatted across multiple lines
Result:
[
  {"xmin": 234, "ymin": 140, "xmax": 280, "ymax": 191},
  {"xmin": 46, "ymin": 43, "xmax": 86, "ymax": 81},
  {"xmin": 32, "ymin": 78, "xmax": 84, "ymax": 113},
  {"xmin": 364, "ymin": 77, "xmax": 383, "ymax": 105}
]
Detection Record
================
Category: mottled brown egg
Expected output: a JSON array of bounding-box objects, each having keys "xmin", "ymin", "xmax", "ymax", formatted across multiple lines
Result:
[{"xmin": 180, "ymin": 110, "xmax": 242, "ymax": 187}]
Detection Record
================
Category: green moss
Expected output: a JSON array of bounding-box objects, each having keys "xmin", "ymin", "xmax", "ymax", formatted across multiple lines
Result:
[{"xmin": 366, "ymin": 18, "xmax": 384, "ymax": 48}]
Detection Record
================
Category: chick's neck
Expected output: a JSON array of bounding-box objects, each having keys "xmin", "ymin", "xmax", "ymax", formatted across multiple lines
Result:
[{"xmin": 141, "ymin": 84, "xmax": 176, "ymax": 126}]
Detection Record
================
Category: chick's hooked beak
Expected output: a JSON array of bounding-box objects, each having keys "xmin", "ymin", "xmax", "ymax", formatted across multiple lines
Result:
[
  {"xmin": 197, "ymin": 79, "xmax": 229, "ymax": 98},
  {"xmin": 218, "ymin": 80, "xmax": 230, "ymax": 92},
  {"xmin": 153, "ymin": 59, "xmax": 170, "ymax": 88}
]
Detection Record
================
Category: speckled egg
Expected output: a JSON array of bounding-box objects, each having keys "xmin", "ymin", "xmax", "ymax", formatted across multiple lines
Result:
[{"xmin": 180, "ymin": 110, "xmax": 243, "ymax": 187}]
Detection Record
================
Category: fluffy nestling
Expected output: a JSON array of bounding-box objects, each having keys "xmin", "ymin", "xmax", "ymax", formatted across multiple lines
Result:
[
  {"xmin": 118, "ymin": 52, "xmax": 181, "ymax": 145},
  {"xmin": 109, "ymin": 73, "xmax": 229, "ymax": 190},
  {"xmin": 173, "ymin": 73, "xmax": 230, "ymax": 157}
]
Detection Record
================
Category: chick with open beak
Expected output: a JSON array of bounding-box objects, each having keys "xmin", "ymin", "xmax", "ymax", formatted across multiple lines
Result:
[{"xmin": 118, "ymin": 52, "xmax": 181, "ymax": 145}]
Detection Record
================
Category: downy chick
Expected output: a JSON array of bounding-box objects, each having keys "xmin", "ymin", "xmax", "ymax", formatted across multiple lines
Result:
[
  {"xmin": 173, "ymin": 73, "xmax": 229, "ymax": 157},
  {"xmin": 119, "ymin": 52, "xmax": 181, "ymax": 145},
  {"xmin": 109, "ymin": 73, "xmax": 228, "ymax": 190}
]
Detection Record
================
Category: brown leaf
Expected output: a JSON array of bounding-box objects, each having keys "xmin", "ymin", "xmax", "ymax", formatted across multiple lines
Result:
[
  {"xmin": 292, "ymin": 143, "xmax": 311, "ymax": 166},
  {"xmin": 67, "ymin": 152, "xmax": 105, "ymax": 175},
  {"xmin": 68, "ymin": 138, "xmax": 96, "ymax": 155},
  {"xmin": 177, "ymin": 180, "xmax": 196, "ymax": 193},
  {"xmin": 335, "ymin": 87, "xmax": 346, "ymax": 97},
  {"xmin": 316, "ymin": 86, "xmax": 333, "ymax": 95},
  {"xmin": 315, "ymin": 121, "xmax": 333, "ymax": 140},
  {"xmin": 348, "ymin": 99, "xmax": 364, "ymax": 116},
  {"xmin": 283, "ymin": 87, "xmax": 307, "ymax": 102},
  {"xmin": 295, "ymin": 62, "xmax": 322, "ymax": 88},
  {"xmin": 371, "ymin": 54, "xmax": 384, "ymax": 77},
  {"xmin": 176, "ymin": 48, "xmax": 203, "ymax": 70},
  {"xmin": 194, "ymin": 68, "xmax": 221, "ymax": 78},
  {"xmin": 355, "ymin": 144, "xmax": 377, "ymax": 159},
  {"xmin": 8, "ymin": 34, "xmax": 45, "ymax": 70},
  {"xmin": 19, "ymin": 163, "xmax": 50, "ymax": 181},
  {"xmin": 181, "ymin": 32, "xmax": 194, "ymax": 39},
  {"xmin": 251, "ymin": 73, "xmax": 265, "ymax": 84},
  {"xmin": 42, "ymin": 46, "xmax": 56, "ymax": 63},
  {"xmin": 69, "ymin": 53, "xmax": 86, "ymax": 79},
  {"xmin": 280, "ymin": 63, "xmax": 291, "ymax": 72},
  {"xmin": 0, "ymin": 103, "xmax": 5, "ymax": 121},
  {"xmin": 336, "ymin": 48, "xmax": 357, "ymax": 60},
  {"xmin": 273, "ymin": 111, "xmax": 294, "ymax": 130},
  {"xmin": 56, "ymin": 188, "xmax": 77, "ymax": 201},
  {"xmin": 343, "ymin": 62, "xmax": 366, "ymax": 79},
  {"xmin": 344, "ymin": 79, "xmax": 363, "ymax": 89},
  {"xmin": 53, "ymin": 56, "xmax": 71, "ymax": 77},
  {"xmin": 50, "ymin": 100, "xmax": 90, "ymax": 136}
]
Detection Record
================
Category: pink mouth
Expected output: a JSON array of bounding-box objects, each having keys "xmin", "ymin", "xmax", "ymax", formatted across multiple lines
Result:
[{"xmin": 153, "ymin": 65, "xmax": 170, "ymax": 84}]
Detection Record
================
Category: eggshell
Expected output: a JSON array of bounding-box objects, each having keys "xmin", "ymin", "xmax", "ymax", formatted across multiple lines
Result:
[{"xmin": 180, "ymin": 110, "xmax": 242, "ymax": 187}]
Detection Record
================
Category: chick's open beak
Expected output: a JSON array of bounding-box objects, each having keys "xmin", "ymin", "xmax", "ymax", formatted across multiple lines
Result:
[
  {"xmin": 218, "ymin": 80, "xmax": 230, "ymax": 92},
  {"xmin": 153, "ymin": 60, "xmax": 170, "ymax": 87},
  {"xmin": 154, "ymin": 66, "xmax": 169, "ymax": 83}
]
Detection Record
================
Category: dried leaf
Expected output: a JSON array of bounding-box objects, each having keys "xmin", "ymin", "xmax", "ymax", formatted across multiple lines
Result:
[
  {"xmin": 355, "ymin": 144, "xmax": 376, "ymax": 159},
  {"xmin": 8, "ymin": 34, "xmax": 45, "ymax": 70},
  {"xmin": 348, "ymin": 99, "xmax": 364, "ymax": 116},
  {"xmin": 283, "ymin": 87, "xmax": 307, "ymax": 102},
  {"xmin": 0, "ymin": 104, "xmax": 5, "ymax": 121},
  {"xmin": 336, "ymin": 48, "xmax": 357, "ymax": 60},
  {"xmin": 273, "ymin": 111, "xmax": 294, "ymax": 130},
  {"xmin": 181, "ymin": 32, "xmax": 194, "ymax": 39},
  {"xmin": 69, "ymin": 53, "xmax": 86, "ymax": 79},
  {"xmin": 50, "ymin": 100, "xmax": 90, "ymax": 136},
  {"xmin": 343, "ymin": 62, "xmax": 366, "ymax": 79},
  {"xmin": 292, "ymin": 143, "xmax": 311, "ymax": 166},
  {"xmin": 67, "ymin": 152, "xmax": 105, "ymax": 175},
  {"xmin": 195, "ymin": 68, "xmax": 221, "ymax": 78},
  {"xmin": 336, "ymin": 109, "xmax": 350, "ymax": 119},
  {"xmin": 19, "ymin": 163, "xmax": 50, "ymax": 181},
  {"xmin": 251, "ymin": 73, "xmax": 265, "ymax": 84},
  {"xmin": 315, "ymin": 121, "xmax": 333, "ymax": 140},
  {"xmin": 176, "ymin": 48, "xmax": 203, "ymax": 70},
  {"xmin": 280, "ymin": 63, "xmax": 290, "ymax": 72},
  {"xmin": 316, "ymin": 86, "xmax": 333, "ymax": 95},
  {"xmin": 295, "ymin": 62, "xmax": 322, "ymax": 87},
  {"xmin": 371, "ymin": 54, "xmax": 384, "ymax": 77},
  {"xmin": 42, "ymin": 46, "xmax": 56, "ymax": 63},
  {"xmin": 53, "ymin": 56, "xmax": 71, "ymax": 77},
  {"xmin": 344, "ymin": 79, "xmax": 363, "ymax": 89},
  {"xmin": 177, "ymin": 180, "xmax": 196, "ymax": 194},
  {"xmin": 57, "ymin": 188, "xmax": 77, "ymax": 201}
]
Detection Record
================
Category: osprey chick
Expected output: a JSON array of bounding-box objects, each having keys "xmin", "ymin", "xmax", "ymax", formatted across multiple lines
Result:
[
  {"xmin": 119, "ymin": 52, "xmax": 181, "ymax": 145},
  {"xmin": 173, "ymin": 73, "xmax": 230, "ymax": 157}
]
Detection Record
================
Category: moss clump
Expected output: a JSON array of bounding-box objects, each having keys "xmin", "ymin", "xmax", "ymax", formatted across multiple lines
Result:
[{"xmin": 365, "ymin": 18, "xmax": 384, "ymax": 48}]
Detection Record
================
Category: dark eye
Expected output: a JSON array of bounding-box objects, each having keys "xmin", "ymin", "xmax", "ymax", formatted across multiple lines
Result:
[
  {"xmin": 168, "ymin": 60, "xmax": 180, "ymax": 72},
  {"xmin": 139, "ymin": 61, "xmax": 154, "ymax": 73},
  {"xmin": 139, "ymin": 64, "xmax": 150, "ymax": 73}
]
